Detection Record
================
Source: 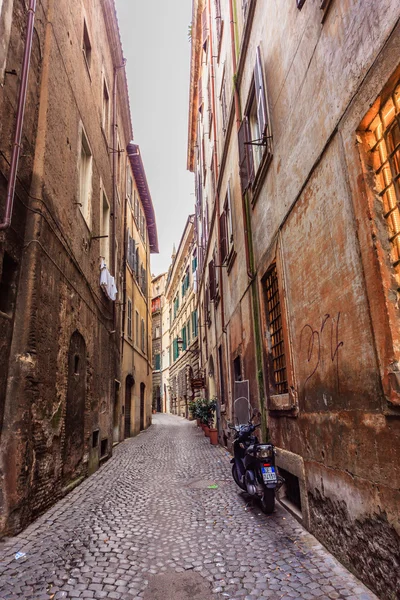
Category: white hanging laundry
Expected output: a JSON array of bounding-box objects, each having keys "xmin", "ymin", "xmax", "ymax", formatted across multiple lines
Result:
[{"xmin": 100, "ymin": 259, "xmax": 118, "ymax": 301}]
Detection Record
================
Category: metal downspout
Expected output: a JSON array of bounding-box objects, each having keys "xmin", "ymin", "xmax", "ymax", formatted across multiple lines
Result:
[{"xmin": 0, "ymin": 0, "xmax": 37, "ymax": 231}]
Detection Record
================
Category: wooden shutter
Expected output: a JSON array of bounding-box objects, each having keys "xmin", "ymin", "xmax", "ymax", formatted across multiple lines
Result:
[
  {"xmin": 254, "ymin": 46, "xmax": 268, "ymax": 140},
  {"xmin": 238, "ymin": 117, "xmax": 253, "ymax": 193},
  {"xmin": 209, "ymin": 259, "xmax": 216, "ymax": 300},
  {"xmin": 219, "ymin": 211, "xmax": 228, "ymax": 263},
  {"xmin": 202, "ymin": 8, "xmax": 208, "ymax": 49},
  {"xmin": 215, "ymin": 0, "xmax": 222, "ymax": 45}
]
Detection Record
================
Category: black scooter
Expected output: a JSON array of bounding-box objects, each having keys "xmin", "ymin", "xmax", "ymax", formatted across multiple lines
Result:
[{"xmin": 229, "ymin": 399, "xmax": 283, "ymax": 514}]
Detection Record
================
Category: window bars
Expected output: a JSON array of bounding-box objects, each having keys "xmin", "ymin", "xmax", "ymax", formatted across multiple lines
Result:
[
  {"xmin": 369, "ymin": 83, "xmax": 400, "ymax": 269},
  {"xmin": 265, "ymin": 265, "xmax": 288, "ymax": 395}
]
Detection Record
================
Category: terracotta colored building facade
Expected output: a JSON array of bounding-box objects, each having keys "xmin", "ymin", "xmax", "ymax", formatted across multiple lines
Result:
[
  {"xmin": 0, "ymin": 0, "xmax": 156, "ymax": 536},
  {"xmin": 188, "ymin": 0, "xmax": 400, "ymax": 597},
  {"xmin": 165, "ymin": 216, "xmax": 200, "ymax": 418}
]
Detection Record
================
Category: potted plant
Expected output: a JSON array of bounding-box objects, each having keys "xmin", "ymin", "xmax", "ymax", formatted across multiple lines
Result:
[
  {"xmin": 207, "ymin": 398, "xmax": 218, "ymax": 445},
  {"xmin": 189, "ymin": 400, "xmax": 200, "ymax": 425}
]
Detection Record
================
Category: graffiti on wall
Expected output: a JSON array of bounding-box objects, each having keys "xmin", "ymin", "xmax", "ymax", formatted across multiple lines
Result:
[{"xmin": 300, "ymin": 312, "xmax": 344, "ymax": 392}]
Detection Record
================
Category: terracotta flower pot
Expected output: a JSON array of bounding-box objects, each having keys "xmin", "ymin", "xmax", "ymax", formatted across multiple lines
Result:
[
  {"xmin": 209, "ymin": 428, "xmax": 218, "ymax": 445},
  {"xmin": 204, "ymin": 425, "xmax": 210, "ymax": 438}
]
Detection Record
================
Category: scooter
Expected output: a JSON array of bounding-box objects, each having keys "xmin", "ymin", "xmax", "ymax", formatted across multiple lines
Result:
[{"xmin": 229, "ymin": 397, "xmax": 283, "ymax": 514}]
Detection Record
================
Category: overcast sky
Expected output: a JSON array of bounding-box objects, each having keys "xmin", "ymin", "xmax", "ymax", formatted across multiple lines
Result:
[{"xmin": 115, "ymin": 0, "xmax": 195, "ymax": 277}]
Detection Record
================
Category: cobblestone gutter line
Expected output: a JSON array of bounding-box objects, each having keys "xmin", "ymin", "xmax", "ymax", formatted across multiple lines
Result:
[{"xmin": 0, "ymin": 414, "xmax": 378, "ymax": 600}]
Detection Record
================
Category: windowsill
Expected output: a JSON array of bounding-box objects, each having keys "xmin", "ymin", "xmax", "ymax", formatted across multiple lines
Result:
[{"xmin": 268, "ymin": 392, "xmax": 298, "ymax": 413}]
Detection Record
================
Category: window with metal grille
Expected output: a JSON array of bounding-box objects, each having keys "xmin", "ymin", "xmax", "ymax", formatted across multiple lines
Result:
[
  {"xmin": 368, "ymin": 82, "xmax": 400, "ymax": 271},
  {"xmin": 265, "ymin": 264, "xmax": 288, "ymax": 395}
]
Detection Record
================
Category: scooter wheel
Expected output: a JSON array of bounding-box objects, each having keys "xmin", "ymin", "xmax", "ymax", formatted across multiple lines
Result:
[
  {"xmin": 232, "ymin": 464, "xmax": 246, "ymax": 491},
  {"xmin": 261, "ymin": 488, "xmax": 275, "ymax": 514}
]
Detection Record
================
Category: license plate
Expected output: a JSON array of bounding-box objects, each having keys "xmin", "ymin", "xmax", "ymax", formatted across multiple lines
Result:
[{"xmin": 262, "ymin": 466, "xmax": 277, "ymax": 483}]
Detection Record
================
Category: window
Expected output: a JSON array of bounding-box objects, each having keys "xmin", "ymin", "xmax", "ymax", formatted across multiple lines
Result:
[
  {"xmin": 233, "ymin": 355, "xmax": 242, "ymax": 382},
  {"xmin": 182, "ymin": 268, "xmax": 190, "ymax": 297},
  {"xmin": 100, "ymin": 438, "xmax": 108, "ymax": 458},
  {"xmin": 135, "ymin": 310, "xmax": 139, "ymax": 345},
  {"xmin": 187, "ymin": 319, "xmax": 191, "ymax": 346},
  {"xmin": 127, "ymin": 231, "xmax": 136, "ymax": 273},
  {"xmin": 82, "ymin": 20, "xmax": 91, "ymax": 70},
  {"xmin": 127, "ymin": 299, "xmax": 132, "ymax": 339},
  {"xmin": 173, "ymin": 338, "xmax": 179, "ymax": 361},
  {"xmin": 154, "ymin": 353, "xmax": 161, "ymax": 370},
  {"xmin": 264, "ymin": 264, "xmax": 288, "ymax": 395},
  {"xmin": 135, "ymin": 247, "xmax": 139, "ymax": 279},
  {"xmin": 297, "ymin": 0, "xmax": 306, "ymax": 8},
  {"xmin": 198, "ymin": 77, "xmax": 203, "ymax": 114},
  {"xmin": 181, "ymin": 326, "xmax": 187, "ymax": 351},
  {"xmin": 134, "ymin": 191, "xmax": 139, "ymax": 223},
  {"xmin": 0, "ymin": 252, "xmax": 18, "ymax": 316},
  {"xmin": 220, "ymin": 73, "xmax": 228, "ymax": 134},
  {"xmin": 192, "ymin": 310, "xmax": 198, "ymax": 338},
  {"xmin": 92, "ymin": 430, "xmax": 99, "ymax": 448},
  {"xmin": 320, "ymin": 0, "xmax": 333, "ymax": 21},
  {"xmin": 215, "ymin": 0, "xmax": 223, "ymax": 49},
  {"xmin": 207, "ymin": 74, "xmax": 213, "ymax": 135},
  {"xmin": 102, "ymin": 78, "xmax": 110, "ymax": 138},
  {"xmin": 365, "ymin": 81, "xmax": 400, "ymax": 274},
  {"xmin": 154, "ymin": 325, "xmax": 160, "ymax": 338},
  {"xmin": 173, "ymin": 294, "xmax": 180, "ymax": 319},
  {"xmin": 220, "ymin": 183, "xmax": 234, "ymax": 263},
  {"xmin": 79, "ymin": 128, "xmax": 92, "ymax": 227},
  {"xmin": 192, "ymin": 250, "xmax": 198, "ymax": 273},
  {"xmin": 126, "ymin": 166, "xmax": 133, "ymax": 203},
  {"xmin": 141, "ymin": 318, "xmax": 145, "ymax": 353},
  {"xmin": 208, "ymin": 259, "xmax": 217, "ymax": 301},
  {"xmin": 238, "ymin": 46, "xmax": 272, "ymax": 194},
  {"xmin": 140, "ymin": 264, "xmax": 147, "ymax": 294},
  {"xmin": 100, "ymin": 191, "xmax": 110, "ymax": 265},
  {"xmin": 202, "ymin": 7, "xmax": 208, "ymax": 52}
]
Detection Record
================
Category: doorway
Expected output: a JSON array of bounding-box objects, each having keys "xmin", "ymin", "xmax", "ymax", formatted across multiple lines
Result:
[
  {"xmin": 63, "ymin": 331, "xmax": 86, "ymax": 480},
  {"xmin": 156, "ymin": 385, "xmax": 161, "ymax": 412},
  {"xmin": 124, "ymin": 375, "xmax": 134, "ymax": 438},
  {"xmin": 140, "ymin": 383, "xmax": 145, "ymax": 430}
]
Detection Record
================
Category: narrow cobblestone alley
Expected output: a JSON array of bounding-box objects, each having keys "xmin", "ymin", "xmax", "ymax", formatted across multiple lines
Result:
[{"xmin": 0, "ymin": 415, "xmax": 379, "ymax": 600}]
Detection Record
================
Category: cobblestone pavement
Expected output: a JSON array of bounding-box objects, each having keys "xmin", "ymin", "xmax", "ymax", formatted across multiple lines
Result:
[{"xmin": 0, "ymin": 414, "xmax": 379, "ymax": 600}]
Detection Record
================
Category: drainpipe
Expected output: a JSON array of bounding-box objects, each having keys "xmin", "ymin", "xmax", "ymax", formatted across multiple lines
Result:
[
  {"xmin": 111, "ymin": 60, "xmax": 127, "ymax": 274},
  {"xmin": 0, "ymin": 0, "xmax": 37, "ymax": 231}
]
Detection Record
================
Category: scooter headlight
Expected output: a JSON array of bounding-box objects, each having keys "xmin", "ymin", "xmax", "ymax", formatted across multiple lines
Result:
[{"xmin": 256, "ymin": 445, "xmax": 273, "ymax": 459}]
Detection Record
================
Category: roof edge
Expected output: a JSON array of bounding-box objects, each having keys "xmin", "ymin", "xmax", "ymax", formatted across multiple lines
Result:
[{"xmin": 127, "ymin": 143, "xmax": 159, "ymax": 254}]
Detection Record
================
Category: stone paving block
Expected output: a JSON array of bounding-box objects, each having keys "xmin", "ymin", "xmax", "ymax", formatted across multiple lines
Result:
[{"xmin": 0, "ymin": 415, "xmax": 379, "ymax": 600}]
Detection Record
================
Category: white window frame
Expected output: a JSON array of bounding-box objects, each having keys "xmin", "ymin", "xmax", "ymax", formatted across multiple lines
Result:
[{"xmin": 79, "ymin": 125, "xmax": 93, "ymax": 228}]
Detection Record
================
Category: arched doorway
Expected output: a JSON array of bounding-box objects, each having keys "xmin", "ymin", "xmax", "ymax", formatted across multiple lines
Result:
[
  {"xmin": 156, "ymin": 385, "xmax": 161, "ymax": 412},
  {"xmin": 140, "ymin": 383, "xmax": 145, "ymax": 430},
  {"xmin": 124, "ymin": 375, "xmax": 134, "ymax": 439},
  {"xmin": 208, "ymin": 355, "xmax": 216, "ymax": 399},
  {"xmin": 63, "ymin": 331, "xmax": 86, "ymax": 480}
]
